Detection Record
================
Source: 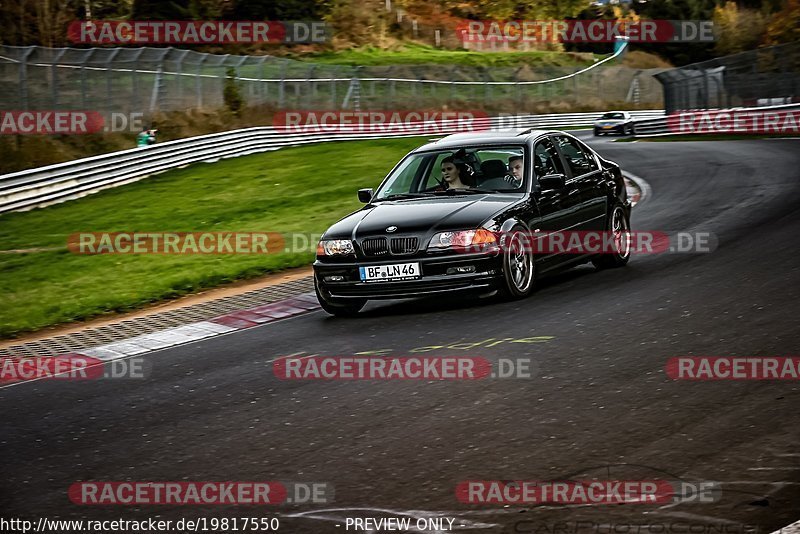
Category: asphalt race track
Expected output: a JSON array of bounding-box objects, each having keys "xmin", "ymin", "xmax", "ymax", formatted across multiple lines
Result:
[{"xmin": 2, "ymin": 135, "xmax": 800, "ymax": 533}]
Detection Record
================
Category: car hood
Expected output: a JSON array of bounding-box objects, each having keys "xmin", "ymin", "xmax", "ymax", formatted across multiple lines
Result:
[{"xmin": 324, "ymin": 194, "xmax": 521, "ymax": 239}]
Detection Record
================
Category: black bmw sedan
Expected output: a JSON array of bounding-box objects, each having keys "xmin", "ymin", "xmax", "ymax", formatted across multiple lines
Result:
[{"xmin": 313, "ymin": 130, "xmax": 632, "ymax": 316}]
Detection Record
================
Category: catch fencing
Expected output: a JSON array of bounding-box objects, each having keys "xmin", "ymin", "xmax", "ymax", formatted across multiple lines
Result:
[
  {"xmin": 0, "ymin": 44, "xmax": 664, "ymax": 115},
  {"xmin": 656, "ymin": 41, "xmax": 800, "ymax": 114},
  {"xmin": 0, "ymin": 109, "xmax": 664, "ymax": 214}
]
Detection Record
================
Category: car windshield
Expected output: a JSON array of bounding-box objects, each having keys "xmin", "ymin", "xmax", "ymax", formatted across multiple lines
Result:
[
  {"xmin": 374, "ymin": 146, "xmax": 526, "ymax": 200},
  {"xmin": 600, "ymin": 112, "xmax": 625, "ymax": 119}
]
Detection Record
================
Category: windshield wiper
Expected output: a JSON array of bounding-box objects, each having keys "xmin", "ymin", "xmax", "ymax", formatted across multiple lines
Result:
[
  {"xmin": 433, "ymin": 188, "xmax": 492, "ymax": 195},
  {"xmin": 377, "ymin": 193, "xmax": 435, "ymax": 201}
]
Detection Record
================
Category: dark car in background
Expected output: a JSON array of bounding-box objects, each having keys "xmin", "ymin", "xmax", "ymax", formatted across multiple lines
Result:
[
  {"xmin": 593, "ymin": 111, "xmax": 635, "ymax": 136},
  {"xmin": 313, "ymin": 130, "xmax": 632, "ymax": 316}
]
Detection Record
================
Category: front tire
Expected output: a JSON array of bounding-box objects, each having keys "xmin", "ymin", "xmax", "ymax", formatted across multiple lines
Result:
[
  {"xmin": 499, "ymin": 226, "xmax": 536, "ymax": 299},
  {"xmin": 593, "ymin": 128, "xmax": 601, "ymax": 136},
  {"xmin": 315, "ymin": 278, "xmax": 366, "ymax": 316},
  {"xmin": 593, "ymin": 204, "xmax": 631, "ymax": 269}
]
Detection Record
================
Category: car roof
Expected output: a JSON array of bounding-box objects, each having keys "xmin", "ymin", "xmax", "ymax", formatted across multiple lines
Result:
[{"xmin": 413, "ymin": 129, "xmax": 554, "ymax": 152}]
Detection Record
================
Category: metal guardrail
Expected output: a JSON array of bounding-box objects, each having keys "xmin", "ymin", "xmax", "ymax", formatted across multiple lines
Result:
[
  {"xmin": 631, "ymin": 103, "xmax": 800, "ymax": 137},
  {"xmin": 0, "ymin": 110, "xmax": 665, "ymax": 214}
]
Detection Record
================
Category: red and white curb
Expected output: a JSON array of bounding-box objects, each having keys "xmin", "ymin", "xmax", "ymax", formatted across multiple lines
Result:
[
  {"xmin": 0, "ymin": 293, "xmax": 321, "ymax": 385},
  {"xmin": 624, "ymin": 172, "xmax": 651, "ymax": 207},
  {"xmin": 80, "ymin": 292, "xmax": 320, "ymax": 361}
]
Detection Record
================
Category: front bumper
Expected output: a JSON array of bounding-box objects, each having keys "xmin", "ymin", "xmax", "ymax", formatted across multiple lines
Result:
[
  {"xmin": 595, "ymin": 123, "xmax": 627, "ymax": 134},
  {"xmin": 314, "ymin": 251, "xmax": 503, "ymax": 300}
]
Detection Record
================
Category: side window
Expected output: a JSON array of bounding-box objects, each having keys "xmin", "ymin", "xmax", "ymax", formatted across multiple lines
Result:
[
  {"xmin": 554, "ymin": 136, "xmax": 599, "ymax": 177},
  {"xmin": 533, "ymin": 139, "xmax": 565, "ymax": 179}
]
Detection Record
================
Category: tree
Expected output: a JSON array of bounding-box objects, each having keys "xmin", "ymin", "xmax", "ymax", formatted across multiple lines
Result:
[
  {"xmin": 764, "ymin": 0, "xmax": 800, "ymax": 45},
  {"xmin": 712, "ymin": 1, "xmax": 766, "ymax": 55},
  {"xmin": 131, "ymin": 0, "xmax": 191, "ymax": 20}
]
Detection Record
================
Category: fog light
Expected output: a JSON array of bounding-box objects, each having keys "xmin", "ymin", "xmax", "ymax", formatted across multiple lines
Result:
[
  {"xmin": 324, "ymin": 275, "xmax": 345, "ymax": 282},
  {"xmin": 447, "ymin": 265, "xmax": 475, "ymax": 275}
]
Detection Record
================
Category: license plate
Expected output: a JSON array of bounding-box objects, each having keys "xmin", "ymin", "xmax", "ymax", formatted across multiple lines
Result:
[
  {"xmin": 603, "ymin": 125, "xmax": 613, "ymax": 129},
  {"xmin": 359, "ymin": 262, "xmax": 420, "ymax": 282}
]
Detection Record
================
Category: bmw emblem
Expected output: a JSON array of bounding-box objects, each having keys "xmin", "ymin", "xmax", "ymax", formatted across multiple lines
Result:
[{"xmin": 386, "ymin": 226, "xmax": 398, "ymax": 233}]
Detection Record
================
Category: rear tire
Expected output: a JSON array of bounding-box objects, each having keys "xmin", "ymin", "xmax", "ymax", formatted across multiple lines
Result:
[
  {"xmin": 499, "ymin": 225, "xmax": 536, "ymax": 299},
  {"xmin": 593, "ymin": 204, "xmax": 631, "ymax": 269},
  {"xmin": 315, "ymin": 278, "xmax": 366, "ymax": 317}
]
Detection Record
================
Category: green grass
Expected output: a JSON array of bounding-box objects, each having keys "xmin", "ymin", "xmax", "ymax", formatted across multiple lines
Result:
[
  {"xmin": 287, "ymin": 43, "xmax": 603, "ymax": 67},
  {"xmin": 0, "ymin": 137, "xmax": 428, "ymax": 339}
]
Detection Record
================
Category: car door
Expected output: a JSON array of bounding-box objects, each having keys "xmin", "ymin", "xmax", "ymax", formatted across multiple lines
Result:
[
  {"xmin": 527, "ymin": 137, "xmax": 573, "ymax": 269},
  {"xmin": 551, "ymin": 134, "xmax": 607, "ymax": 231}
]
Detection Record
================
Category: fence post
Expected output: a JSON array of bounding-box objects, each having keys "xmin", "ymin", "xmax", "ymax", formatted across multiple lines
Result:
[
  {"xmin": 51, "ymin": 48, "xmax": 67, "ymax": 109},
  {"xmin": 19, "ymin": 47, "xmax": 34, "ymax": 109},
  {"xmin": 258, "ymin": 56, "xmax": 267, "ymax": 106},
  {"xmin": 307, "ymin": 65, "xmax": 316, "ymax": 108},
  {"xmin": 173, "ymin": 48, "xmax": 190, "ymax": 106},
  {"xmin": 79, "ymin": 49, "xmax": 97, "ymax": 110},
  {"xmin": 130, "ymin": 48, "xmax": 145, "ymax": 112},
  {"xmin": 105, "ymin": 48, "xmax": 121, "ymax": 112},
  {"xmin": 278, "ymin": 60, "xmax": 287, "ymax": 108},
  {"xmin": 195, "ymin": 55, "xmax": 208, "ymax": 108},
  {"xmin": 149, "ymin": 48, "xmax": 170, "ymax": 113}
]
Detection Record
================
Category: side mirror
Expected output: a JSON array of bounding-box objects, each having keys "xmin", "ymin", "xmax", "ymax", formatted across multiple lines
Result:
[
  {"xmin": 539, "ymin": 174, "xmax": 566, "ymax": 191},
  {"xmin": 358, "ymin": 188, "xmax": 374, "ymax": 203}
]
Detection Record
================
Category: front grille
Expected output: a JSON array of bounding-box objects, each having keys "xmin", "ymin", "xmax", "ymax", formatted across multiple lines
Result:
[
  {"xmin": 390, "ymin": 237, "xmax": 419, "ymax": 255},
  {"xmin": 361, "ymin": 237, "xmax": 389, "ymax": 256}
]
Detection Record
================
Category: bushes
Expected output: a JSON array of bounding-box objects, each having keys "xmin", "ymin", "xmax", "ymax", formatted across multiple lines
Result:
[{"xmin": 223, "ymin": 67, "xmax": 245, "ymax": 115}]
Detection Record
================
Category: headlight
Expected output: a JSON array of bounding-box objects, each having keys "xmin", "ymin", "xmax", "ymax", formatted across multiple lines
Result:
[
  {"xmin": 317, "ymin": 239, "xmax": 355, "ymax": 256},
  {"xmin": 428, "ymin": 229, "xmax": 497, "ymax": 250}
]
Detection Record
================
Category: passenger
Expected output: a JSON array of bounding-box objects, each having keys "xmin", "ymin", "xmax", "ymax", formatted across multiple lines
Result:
[
  {"xmin": 506, "ymin": 155, "xmax": 524, "ymax": 186},
  {"xmin": 441, "ymin": 156, "xmax": 473, "ymax": 190}
]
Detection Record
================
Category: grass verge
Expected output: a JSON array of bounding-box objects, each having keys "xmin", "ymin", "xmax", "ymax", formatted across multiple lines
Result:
[
  {"xmin": 286, "ymin": 43, "xmax": 603, "ymax": 67},
  {"xmin": 0, "ymin": 137, "xmax": 427, "ymax": 339}
]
